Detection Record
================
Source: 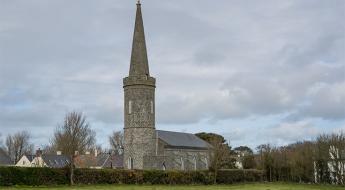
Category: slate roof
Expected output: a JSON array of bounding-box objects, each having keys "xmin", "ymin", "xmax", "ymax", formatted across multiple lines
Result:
[
  {"xmin": 41, "ymin": 155, "xmax": 70, "ymax": 168},
  {"xmin": 24, "ymin": 155, "xmax": 35, "ymax": 162},
  {"xmin": 0, "ymin": 148, "xmax": 12, "ymax": 166},
  {"xmin": 75, "ymin": 153, "xmax": 123, "ymax": 169},
  {"xmin": 157, "ymin": 130, "xmax": 211, "ymax": 150}
]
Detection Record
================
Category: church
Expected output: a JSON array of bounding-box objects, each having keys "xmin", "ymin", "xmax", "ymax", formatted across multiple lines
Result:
[{"xmin": 122, "ymin": 1, "xmax": 211, "ymax": 170}]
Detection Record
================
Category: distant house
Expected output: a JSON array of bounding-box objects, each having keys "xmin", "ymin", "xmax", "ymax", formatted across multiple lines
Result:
[
  {"xmin": 16, "ymin": 155, "xmax": 35, "ymax": 167},
  {"xmin": 31, "ymin": 150, "xmax": 70, "ymax": 168},
  {"xmin": 75, "ymin": 152, "xmax": 123, "ymax": 169},
  {"xmin": 0, "ymin": 149, "xmax": 12, "ymax": 166}
]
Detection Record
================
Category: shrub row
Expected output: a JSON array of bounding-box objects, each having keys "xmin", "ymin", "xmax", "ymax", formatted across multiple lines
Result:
[
  {"xmin": 0, "ymin": 167, "xmax": 68, "ymax": 186},
  {"xmin": 0, "ymin": 167, "xmax": 263, "ymax": 186}
]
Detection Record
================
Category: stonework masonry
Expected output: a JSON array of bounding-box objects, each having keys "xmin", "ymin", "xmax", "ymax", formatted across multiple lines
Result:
[{"xmin": 123, "ymin": 2, "xmax": 210, "ymax": 171}]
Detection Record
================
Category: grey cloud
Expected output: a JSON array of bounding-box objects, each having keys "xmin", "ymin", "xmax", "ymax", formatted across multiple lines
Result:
[{"xmin": 0, "ymin": 0, "xmax": 344, "ymax": 147}]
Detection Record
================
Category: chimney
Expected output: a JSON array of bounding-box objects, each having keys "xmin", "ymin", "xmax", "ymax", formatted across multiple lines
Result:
[
  {"xmin": 56, "ymin": 151, "xmax": 62, "ymax": 155},
  {"xmin": 36, "ymin": 148, "xmax": 42, "ymax": 157}
]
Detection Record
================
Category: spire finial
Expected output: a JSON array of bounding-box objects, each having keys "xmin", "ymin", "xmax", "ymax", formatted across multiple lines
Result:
[{"xmin": 137, "ymin": 0, "xmax": 141, "ymax": 5}]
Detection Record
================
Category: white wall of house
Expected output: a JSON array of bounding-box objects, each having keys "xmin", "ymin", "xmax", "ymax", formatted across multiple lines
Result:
[
  {"xmin": 31, "ymin": 157, "xmax": 47, "ymax": 167},
  {"xmin": 15, "ymin": 156, "xmax": 33, "ymax": 167}
]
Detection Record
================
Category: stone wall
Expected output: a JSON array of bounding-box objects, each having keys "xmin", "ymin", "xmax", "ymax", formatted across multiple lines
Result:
[
  {"xmin": 123, "ymin": 77, "xmax": 156, "ymax": 170},
  {"xmin": 142, "ymin": 140, "xmax": 210, "ymax": 170}
]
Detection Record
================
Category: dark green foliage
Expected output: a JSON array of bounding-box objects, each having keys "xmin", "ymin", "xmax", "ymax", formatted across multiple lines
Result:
[
  {"xmin": 0, "ymin": 167, "xmax": 263, "ymax": 186},
  {"xmin": 216, "ymin": 169, "xmax": 263, "ymax": 184},
  {"xmin": 0, "ymin": 167, "xmax": 68, "ymax": 186}
]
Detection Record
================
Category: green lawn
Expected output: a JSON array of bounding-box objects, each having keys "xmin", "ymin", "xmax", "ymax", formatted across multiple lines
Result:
[{"xmin": 1, "ymin": 183, "xmax": 343, "ymax": 190}]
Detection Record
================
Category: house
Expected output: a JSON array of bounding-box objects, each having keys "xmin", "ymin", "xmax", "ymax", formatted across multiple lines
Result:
[
  {"xmin": 75, "ymin": 152, "xmax": 123, "ymax": 169},
  {"xmin": 15, "ymin": 154, "xmax": 35, "ymax": 167},
  {"xmin": 0, "ymin": 148, "xmax": 12, "ymax": 166},
  {"xmin": 31, "ymin": 150, "xmax": 70, "ymax": 168}
]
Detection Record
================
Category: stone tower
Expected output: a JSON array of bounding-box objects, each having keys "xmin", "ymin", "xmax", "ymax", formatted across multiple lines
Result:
[{"xmin": 123, "ymin": 1, "xmax": 156, "ymax": 170}]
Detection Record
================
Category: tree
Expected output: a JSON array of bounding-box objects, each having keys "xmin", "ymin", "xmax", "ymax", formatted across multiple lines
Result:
[
  {"xmin": 51, "ymin": 112, "xmax": 96, "ymax": 185},
  {"xmin": 234, "ymin": 146, "xmax": 254, "ymax": 154},
  {"xmin": 5, "ymin": 131, "xmax": 33, "ymax": 164},
  {"xmin": 109, "ymin": 131, "xmax": 124, "ymax": 154},
  {"xmin": 315, "ymin": 132, "xmax": 345, "ymax": 185},
  {"xmin": 196, "ymin": 132, "xmax": 235, "ymax": 183},
  {"xmin": 195, "ymin": 132, "xmax": 226, "ymax": 144},
  {"xmin": 234, "ymin": 146, "xmax": 255, "ymax": 169}
]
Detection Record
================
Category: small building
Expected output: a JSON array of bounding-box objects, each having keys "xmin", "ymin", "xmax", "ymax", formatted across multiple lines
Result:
[
  {"xmin": 15, "ymin": 155, "xmax": 35, "ymax": 167},
  {"xmin": 0, "ymin": 149, "xmax": 12, "ymax": 166},
  {"xmin": 31, "ymin": 150, "xmax": 70, "ymax": 168}
]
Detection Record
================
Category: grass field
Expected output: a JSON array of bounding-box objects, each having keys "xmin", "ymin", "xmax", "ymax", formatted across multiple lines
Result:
[{"xmin": 1, "ymin": 183, "xmax": 343, "ymax": 190}]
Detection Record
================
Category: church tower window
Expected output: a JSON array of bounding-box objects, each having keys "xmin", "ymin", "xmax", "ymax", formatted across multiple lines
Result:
[
  {"xmin": 150, "ymin": 101, "xmax": 153, "ymax": 114},
  {"xmin": 129, "ymin": 101, "xmax": 132, "ymax": 114}
]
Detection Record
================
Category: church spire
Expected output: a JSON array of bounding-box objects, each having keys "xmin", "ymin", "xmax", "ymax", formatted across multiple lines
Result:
[{"xmin": 129, "ymin": 1, "xmax": 149, "ymax": 77}]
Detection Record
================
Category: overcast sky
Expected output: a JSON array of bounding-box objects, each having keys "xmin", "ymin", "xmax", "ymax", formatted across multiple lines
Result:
[{"xmin": 0, "ymin": 0, "xmax": 344, "ymax": 150}]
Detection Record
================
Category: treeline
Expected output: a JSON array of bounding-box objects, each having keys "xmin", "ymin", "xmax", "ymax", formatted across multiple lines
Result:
[
  {"xmin": 256, "ymin": 133, "xmax": 345, "ymax": 185},
  {"xmin": 0, "ymin": 112, "xmax": 344, "ymax": 185}
]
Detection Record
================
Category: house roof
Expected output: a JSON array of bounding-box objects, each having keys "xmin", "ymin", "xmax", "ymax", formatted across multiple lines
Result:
[
  {"xmin": 24, "ymin": 155, "xmax": 35, "ymax": 162},
  {"xmin": 157, "ymin": 130, "xmax": 211, "ymax": 150},
  {"xmin": 99, "ymin": 153, "xmax": 124, "ymax": 168},
  {"xmin": 41, "ymin": 155, "xmax": 70, "ymax": 168},
  {"xmin": 0, "ymin": 149, "xmax": 12, "ymax": 166},
  {"xmin": 76, "ymin": 153, "xmax": 123, "ymax": 169}
]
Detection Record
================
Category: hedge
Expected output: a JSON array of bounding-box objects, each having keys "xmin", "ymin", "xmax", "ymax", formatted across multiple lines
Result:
[{"xmin": 0, "ymin": 167, "xmax": 263, "ymax": 186}]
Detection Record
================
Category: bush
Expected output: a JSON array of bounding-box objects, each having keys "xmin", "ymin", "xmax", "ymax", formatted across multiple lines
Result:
[
  {"xmin": 0, "ymin": 167, "xmax": 263, "ymax": 186},
  {"xmin": 216, "ymin": 169, "xmax": 263, "ymax": 184},
  {"xmin": 0, "ymin": 167, "xmax": 68, "ymax": 186}
]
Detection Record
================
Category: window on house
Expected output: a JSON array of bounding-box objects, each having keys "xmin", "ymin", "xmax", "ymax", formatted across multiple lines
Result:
[
  {"xmin": 150, "ymin": 101, "xmax": 153, "ymax": 114},
  {"xmin": 193, "ymin": 157, "xmax": 197, "ymax": 170},
  {"xmin": 129, "ymin": 101, "xmax": 132, "ymax": 114}
]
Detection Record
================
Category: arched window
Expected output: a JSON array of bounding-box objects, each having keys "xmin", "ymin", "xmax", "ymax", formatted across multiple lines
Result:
[
  {"xmin": 193, "ymin": 157, "xmax": 197, "ymax": 170},
  {"xmin": 205, "ymin": 157, "xmax": 208, "ymax": 169},
  {"xmin": 180, "ymin": 157, "xmax": 184, "ymax": 170},
  {"xmin": 150, "ymin": 101, "xmax": 154, "ymax": 114},
  {"xmin": 128, "ymin": 157, "xmax": 133, "ymax": 169},
  {"xmin": 162, "ymin": 162, "xmax": 166, "ymax": 171},
  {"xmin": 128, "ymin": 101, "xmax": 132, "ymax": 114}
]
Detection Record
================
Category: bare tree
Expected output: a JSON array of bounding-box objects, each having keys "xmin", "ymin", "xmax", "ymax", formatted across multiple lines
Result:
[
  {"xmin": 51, "ymin": 112, "xmax": 96, "ymax": 185},
  {"xmin": 208, "ymin": 136, "xmax": 231, "ymax": 184},
  {"xmin": 5, "ymin": 131, "xmax": 33, "ymax": 164},
  {"xmin": 109, "ymin": 131, "xmax": 124, "ymax": 154}
]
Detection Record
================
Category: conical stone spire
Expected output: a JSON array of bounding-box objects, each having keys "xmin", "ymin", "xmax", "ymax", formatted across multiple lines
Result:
[{"xmin": 129, "ymin": 1, "xmax": 149, "ymax": 77}]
